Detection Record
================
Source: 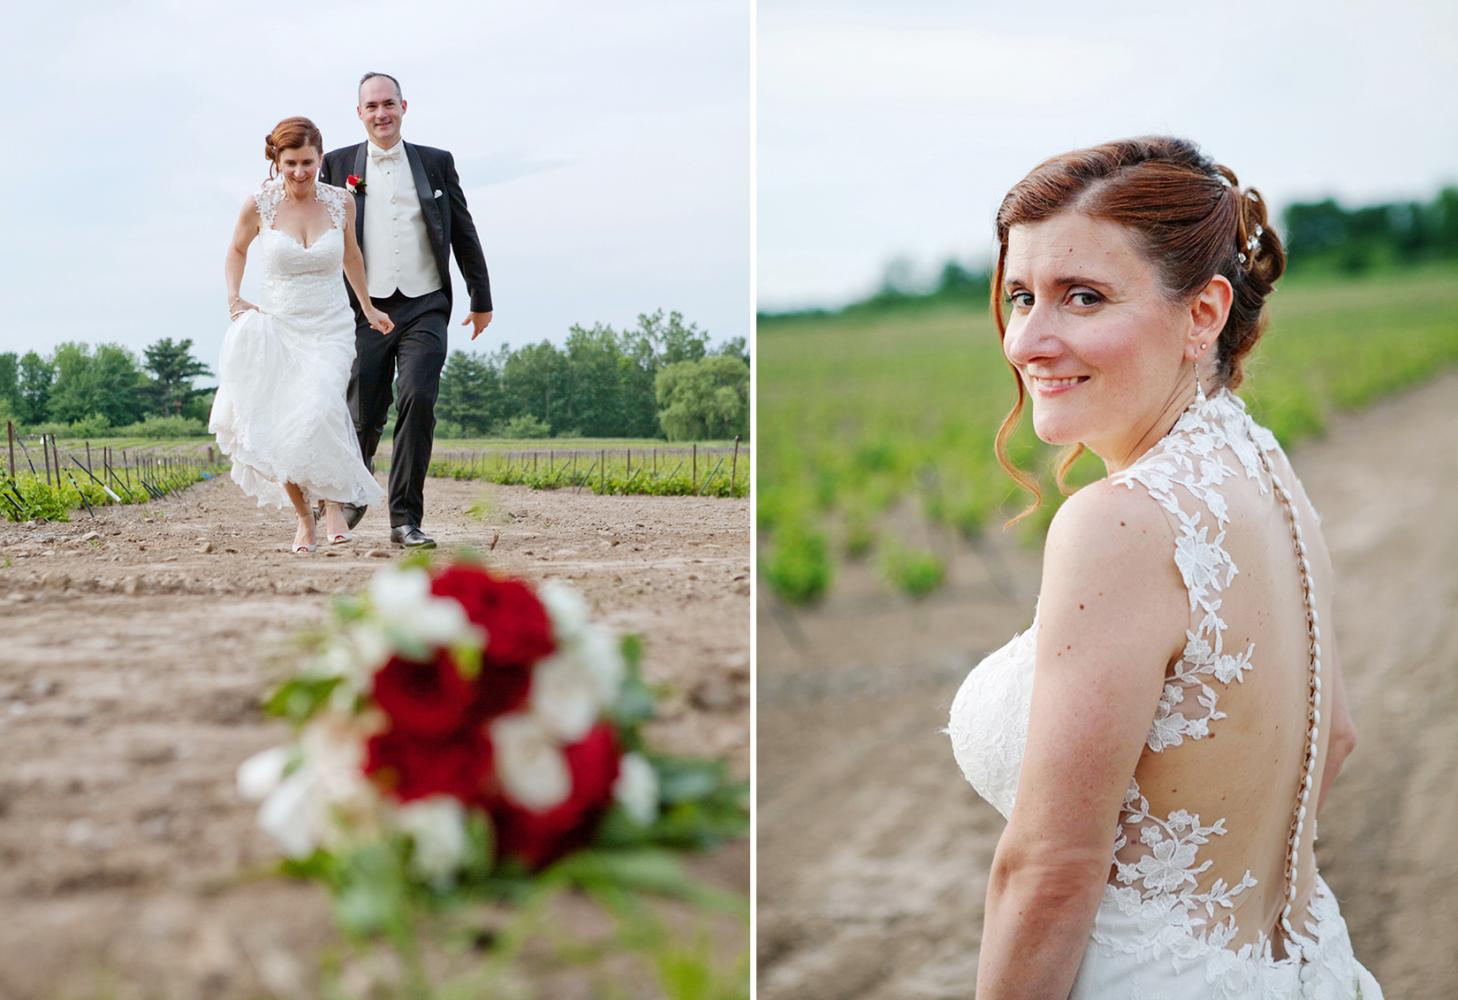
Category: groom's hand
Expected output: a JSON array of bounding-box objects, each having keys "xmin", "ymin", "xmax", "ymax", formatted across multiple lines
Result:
[{"xmin": 463, "ymin": 310, "xmax": 494, "ymax": 341}]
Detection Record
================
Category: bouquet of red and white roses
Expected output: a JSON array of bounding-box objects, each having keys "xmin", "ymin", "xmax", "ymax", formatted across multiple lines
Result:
[{"xmin": 238, "ymin": 557, "xmax": 745, "ymax": 933}]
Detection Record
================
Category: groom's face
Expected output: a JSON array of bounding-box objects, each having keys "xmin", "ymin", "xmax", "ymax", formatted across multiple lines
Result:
[{"xmin": 358, "ymin": 77, "xmax": 406, "ymax": 148}]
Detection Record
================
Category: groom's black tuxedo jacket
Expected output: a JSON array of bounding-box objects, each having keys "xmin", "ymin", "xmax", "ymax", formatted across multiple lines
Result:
[{"xmin": 320, "ymin": 141, "xmax": 493, "ymax": 315}]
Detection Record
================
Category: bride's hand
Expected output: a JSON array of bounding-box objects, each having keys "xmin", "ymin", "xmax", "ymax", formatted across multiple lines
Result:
[
  {"xmin": 229, "ymin": 296, "xmax": 258, "ymax": 320},
  {"xmin": 367, "ymin": 307, "xmax": 394, "ymax": 335}
]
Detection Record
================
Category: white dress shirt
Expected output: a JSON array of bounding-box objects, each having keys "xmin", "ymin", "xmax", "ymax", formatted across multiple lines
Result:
[{"xmin": 363, "ymin": 140, "xmax": 443, "ymax": 299}]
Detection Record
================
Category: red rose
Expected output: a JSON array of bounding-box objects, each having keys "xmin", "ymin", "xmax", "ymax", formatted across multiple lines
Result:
[
  {"xmin": 430, "ymin": 566, "xmax": 556, "ymax": 670},
  {"xmin": 373, "ymin": 651, "xmax": 477, "ymax": 739},
  {"xmin": 469, "ymin": 665, "xmax": 531, "ymax": 723},
  {"xmin": 347, "ymin": 174, "xmax": 361, "ymax": 186},
  {"xmin": 491, "ymin": 722, "xmax": 621, "ymax": 870},
  {"xmin": 365, "ymin": 726, "xmax": 494, "ymax": 802}
]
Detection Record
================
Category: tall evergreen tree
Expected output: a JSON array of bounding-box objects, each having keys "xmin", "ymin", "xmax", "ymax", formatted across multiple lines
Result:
[{"xmin": 142, "ymin": 338, "xmax": 213, "ymax": 416}]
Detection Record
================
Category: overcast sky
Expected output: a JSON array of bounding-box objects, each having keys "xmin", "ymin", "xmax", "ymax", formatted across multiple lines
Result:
[
  {"xmin": 1, "ymin": 0, "xmax": 748, "ymax": 374},
  {"xmin": 759, "ymin": 0, "xmax": 1458, "ymax": 311}
]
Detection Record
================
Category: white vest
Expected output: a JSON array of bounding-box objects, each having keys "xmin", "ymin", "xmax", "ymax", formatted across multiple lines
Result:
[{"xmin": 363, "ymin": 141, "xmax": 443, "ymax": 299}]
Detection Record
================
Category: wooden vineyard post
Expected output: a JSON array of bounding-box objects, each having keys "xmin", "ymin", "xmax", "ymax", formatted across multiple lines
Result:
[
  {"xmin": 6, "ymin": 421, "xmax": 14, "ymax": 479},
  {"xmin": 85, "ymin": 441, "xmax": 93, "ymax": 476},
  {"xmin": 692, "ymin": 443, "xmax": 698, "ymax": 490},
  {"xmin": 42, "ymin": 433, "xmax": 52, "ymax": 487},
  {"xmin": 653, "ymin": 448, "xmax": 657, "ymax": 476},
  {"xmin": 731, "ymin": 435, "xmax": 740, "ymax": 492}
]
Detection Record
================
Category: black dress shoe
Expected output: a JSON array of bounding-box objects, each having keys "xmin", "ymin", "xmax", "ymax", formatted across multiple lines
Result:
[
  {"xmin": 343, "ymin": 503, "xmax": 367, "ymax": 530},
  {"xmin": 390, "ymin": 525, "xmax": 436, "ymax": 548}
]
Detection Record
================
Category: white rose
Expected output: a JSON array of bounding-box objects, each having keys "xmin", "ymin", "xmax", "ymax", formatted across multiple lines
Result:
[
  {"xmin": 396, "ymin": 796, "xmax": 469, "ymax": 883},
  {"xmin": 237, "ymin": 745, "xmax": 290, "ymax": 801},
  {"xmin": 529, "ymin": 652, "xmax": 600, "ymax": 741},
  {"xmin": 258, "ymin": 765, "xmax": 323, "ymax": 858},
  {"xmin": 250, "ymin": 717, "xmax": 380, "ymax": 858},
  {"xmin": 613, "ymin": 753, "xmax": 658, "ymax": 826},
  {"xmin": 490, "ymin": 713, "xmax": 571, "ymax": 811},
  {"xmin": 575, "ymin": 625, "xmax": 626, "ymax": 706},
  {"xmin": 539, "ymin": 579, "xmax": 589, "ymax": 642},
  {"xmin": 368, "ymin": 567, "xmax": 481, "ymax": 650}
]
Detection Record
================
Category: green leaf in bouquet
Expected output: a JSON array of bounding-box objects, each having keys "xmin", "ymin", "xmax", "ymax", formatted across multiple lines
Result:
[
  {"xmin": 451, "ymin": 640, "xmax": 483, "ymax": 680},
  {"xmin": 653, "ymin": 756, "xmax": 730, "ymax": 804},
  {"xmin": 647, "ymin": 793, "xmax": 750, "ymax": 851},
  {"xmin": 551, "ymin": 846, "xmax": 696, "ymax": 898},
  {"xmin": 609, "ymin": 657, "xmax": 657, "ymax": 730},
  {"xmin": 264, "ymin": 675, "xmax": 345, "ymax": 722},
  {"xmin": 333, "ymin": 841, "xmax": 412, "ymax": 939},
  {"xmin": 620, "ymin": 633, "xmax": 645, "ymax": 671},
  {"xmin": 331, "ymin": 593, "xmax": 368, "ymax": 622},
  {"xmin": 279, "ymin": 848, "xmax": 341, "ymax": 883}
]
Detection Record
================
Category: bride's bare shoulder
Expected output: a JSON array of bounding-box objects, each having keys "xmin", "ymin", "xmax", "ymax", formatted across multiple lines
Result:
[{"xmin": 1038, "ymin": 478, "xmax": 1187, "ymax": 668}]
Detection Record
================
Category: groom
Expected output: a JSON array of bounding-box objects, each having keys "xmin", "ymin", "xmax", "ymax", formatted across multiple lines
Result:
[{"xmin": 320, "ymin": 71, "xmax": 494, "ymax": 548}]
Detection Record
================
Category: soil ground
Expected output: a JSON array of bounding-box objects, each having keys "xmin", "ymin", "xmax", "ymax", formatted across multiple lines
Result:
[
  {"xmin": 0, "ymin": 477, "xmax": 749, "ymax": 1000},
  {"xmin": 757, "ymin": 371, "xmax": 1458, "ymax": 999}
]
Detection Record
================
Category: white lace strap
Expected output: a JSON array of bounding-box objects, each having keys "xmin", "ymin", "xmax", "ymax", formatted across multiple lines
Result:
[
  {"xmin": 254, "ymin": 180, "xmax": 284, "ymax": 228},
  {"xmin": 321, "ymin": 184, "xmax": 347, "ymax": 230}
]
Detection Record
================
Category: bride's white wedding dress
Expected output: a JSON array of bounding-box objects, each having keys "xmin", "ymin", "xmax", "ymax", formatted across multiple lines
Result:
[
  {"xmin": 209, "ymin": 179, "xmax": 384, "ymax": 512},
  {"xmin": 948, "ymin": 389, "xmax": 1382, "ymax": 998}
]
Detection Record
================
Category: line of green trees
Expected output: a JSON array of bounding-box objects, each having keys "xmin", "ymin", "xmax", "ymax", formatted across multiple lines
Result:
[
  {"xmin": 0, "ymin": 310, "xmax": 749, "ymax": 443},
  {"xmin": 436, "ymin": 310, "xmax": 748, "ymax": 441},
  {"xmin": 0, "ymin": 339, "xmax": 213, "ymax": 438},
  {"xmin": 761, "ymin": 185, "xmax": 1458, "ymax": 320}
]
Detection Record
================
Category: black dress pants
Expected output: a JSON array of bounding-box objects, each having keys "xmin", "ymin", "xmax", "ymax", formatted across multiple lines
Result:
[{"xmin": 348, "ymin": 288, "xmax": 450, "ymax": 529}]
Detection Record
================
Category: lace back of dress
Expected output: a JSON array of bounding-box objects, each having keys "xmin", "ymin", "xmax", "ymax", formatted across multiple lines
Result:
[{"xmin": 1106, "ymin": 390, "xmax": 1328, "ymax": 962}]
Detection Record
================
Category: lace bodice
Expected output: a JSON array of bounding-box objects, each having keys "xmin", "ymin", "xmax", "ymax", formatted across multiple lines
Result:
[
  {"xmin": 947, "ymin": 389, "xmax": 1381, "ymax": 998},
  {"xmin": 253, "ymin": 180, "xmax": 350, "ymax": 317}
]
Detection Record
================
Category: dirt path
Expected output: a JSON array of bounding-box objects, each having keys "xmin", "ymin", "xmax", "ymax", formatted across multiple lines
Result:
[
  {"xmin": 757, "ymin": 371, "xmax": 1458, "ymax": 999},
  {"xmin": 0, "ymin": 477, "xmax": 749, "ymax": 1000}
]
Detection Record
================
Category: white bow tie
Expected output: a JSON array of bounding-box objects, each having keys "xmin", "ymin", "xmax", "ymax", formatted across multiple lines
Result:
[{"xmin": 370, "ymin": 144, "xmax": 402, "ymax": 160}]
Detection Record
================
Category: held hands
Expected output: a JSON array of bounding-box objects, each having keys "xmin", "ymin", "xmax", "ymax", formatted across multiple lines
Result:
[
  {"xmin": 366, "ymin": 306, "xmax": 395, "ymax": 335},
  {"xmin": 229, "ymin": 296, "xmax": 258, "ymax": 321},
  {"xmin": 462, "ymin": 310, "xmax": 493, "ymax": 341}
]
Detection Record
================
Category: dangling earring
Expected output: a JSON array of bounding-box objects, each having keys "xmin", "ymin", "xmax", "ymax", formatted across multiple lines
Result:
[{"xmin": 1194, "ymin": 344, "xmax": 1208, "ymax": 404}]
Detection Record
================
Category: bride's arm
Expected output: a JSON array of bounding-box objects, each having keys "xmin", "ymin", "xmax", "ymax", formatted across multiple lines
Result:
[
  {"xmin": 1317, "ymin": 641, "xmax": 1356, "ymax": 814},
  {"xmin": 225, "ymin": 196, "xmax": 260, "ymax": 317},
  {"xmin": 341, "ymin": 198, "xmax": 393, "ymax": 334},
  {"xmin": 976, "ymin": 482, "xmax": 1181, "ymax": 1000}
]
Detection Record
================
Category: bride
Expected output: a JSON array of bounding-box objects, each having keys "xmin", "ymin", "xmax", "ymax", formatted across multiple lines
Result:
[
  {"xmin": 946, "ymin": 137, "xmax": 1383, "ymax": 997},
  {"xmin": 211, "ymin": 116, "xmax": 389, "ymax": 552}
]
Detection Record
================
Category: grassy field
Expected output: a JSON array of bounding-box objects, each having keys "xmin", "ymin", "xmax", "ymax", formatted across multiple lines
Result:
[{"xmin": 757, "ymin": 264, "xmax": 1458, "ymax": 604}]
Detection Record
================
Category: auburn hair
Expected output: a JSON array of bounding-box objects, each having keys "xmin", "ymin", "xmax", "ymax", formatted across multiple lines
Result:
[
  {"xmin": 990, "ymin": 136, "xmax": 1286, "ymax": 523},
  {"xmin": 264, "ymin": 116, "xmax": 324, "ymax": 179}
]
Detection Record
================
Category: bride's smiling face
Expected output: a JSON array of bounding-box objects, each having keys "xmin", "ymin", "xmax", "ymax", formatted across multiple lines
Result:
[
  {"xmin": 275, "ymin": 145, "xmax": 321, "ymax": 192},
  {"xmin": 1001, "ymin": 212, "xmax": 1192, "ymax": 463}
]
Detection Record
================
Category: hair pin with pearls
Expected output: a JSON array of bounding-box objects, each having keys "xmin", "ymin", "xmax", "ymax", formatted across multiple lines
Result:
[{"xmin": 1237, "ymin": 224, "xmax": 1264, "ymax": 265}]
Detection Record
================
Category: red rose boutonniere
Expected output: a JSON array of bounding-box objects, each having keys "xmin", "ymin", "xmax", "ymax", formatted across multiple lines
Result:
[{"xmin": 346, "ymin": 174, "xmax": 366, "ymax": 196}]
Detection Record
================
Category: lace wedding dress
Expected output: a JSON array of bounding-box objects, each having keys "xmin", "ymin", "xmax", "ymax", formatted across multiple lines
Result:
[
  {"xmin": 947, "ymin": 388, "xmax": 1383, "ymax": 999},
  {"xmin": 209, "ymin": 179, "xmax": 384, "ymax": 511}
]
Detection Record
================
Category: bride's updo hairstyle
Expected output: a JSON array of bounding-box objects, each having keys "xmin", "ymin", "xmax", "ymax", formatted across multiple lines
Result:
[
  {"xmin": 264, "ymin": 116, "xmax": 325, "ymax": 180},
  {"xmin": 990, "ymin": 136, "xmax": 1287, "ymax": 521}
]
